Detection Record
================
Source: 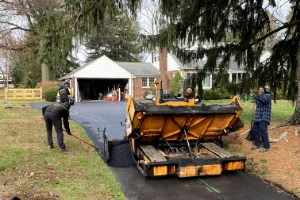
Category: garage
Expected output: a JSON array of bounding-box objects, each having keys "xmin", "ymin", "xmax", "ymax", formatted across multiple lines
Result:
[
  {"xmin": 60, "ymin": 55, "xmax": 160, "ymax": 102},
  {"xmin": 77, "ymin": 78, "xmax": 128, "ymax": 100}
]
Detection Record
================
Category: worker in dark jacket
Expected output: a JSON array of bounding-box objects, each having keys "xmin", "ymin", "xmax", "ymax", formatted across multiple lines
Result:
[
  {"xmin": 177, "ymin": 87, "xmax": 194, "ymax": 100},
  {"xmin": 58, "ymin": 85, "xmax": 70, "ymax": 103},
  {"xmin": 251, "ymin": 86, "xmax": 271, "ymax": 152},
  {"xmin": 63, "ymin": 79, "xmax": 70, "ymax": 89},
  {"xmin": 42, "ymin": 102, "xmax": 71, "ymax": 151}
]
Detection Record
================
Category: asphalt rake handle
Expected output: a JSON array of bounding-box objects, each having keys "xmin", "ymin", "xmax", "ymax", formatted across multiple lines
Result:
[{"xmin": 41, "ymin": 117, "xmax": 98, "ymax": 150}]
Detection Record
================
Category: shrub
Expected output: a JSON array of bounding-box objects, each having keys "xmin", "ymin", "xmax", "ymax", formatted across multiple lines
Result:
[
  {"xmin": 170, "ymin": 72, "xmax": 182, "ymax": 94},
  {"xmin": 36, "ymin": 81, "xmax": 60, "ymax": 97},
  {"xmin": 204, "ymin": 90, "xmax": 219, "ymax": 100},
  {"xmin": 203, "ymin": 88, "xmax": 231, "ymax": 100},
  {"xmin": 44, "ymin": 87, "xmax": 58, "ymax": 102}
]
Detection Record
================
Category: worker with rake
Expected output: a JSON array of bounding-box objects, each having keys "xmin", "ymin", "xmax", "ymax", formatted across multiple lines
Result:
[{"xmin": 42, "ymin": 102, "xmax": 71, "ymax": 152}]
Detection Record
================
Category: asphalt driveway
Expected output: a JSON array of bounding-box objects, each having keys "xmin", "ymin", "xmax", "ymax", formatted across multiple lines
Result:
[{"xmin": 31, "ymin": 102, "xmax": 294, "ymax": 200}]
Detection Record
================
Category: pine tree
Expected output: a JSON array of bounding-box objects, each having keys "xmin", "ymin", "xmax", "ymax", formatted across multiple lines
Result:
[
  {"xmin": 170, "ymin": 72, "xmax": 182, "ymax": 95},
  {"xmin": 0, "ymin": 0, "xmax": 119, "ymax": 82},
  {"xmin": 127, "ymin": 0, "xmax": 300, "ymax": 125},
  {"xmin": 85, "ymin": 9, "xmax": 141, "ymax": 62}
]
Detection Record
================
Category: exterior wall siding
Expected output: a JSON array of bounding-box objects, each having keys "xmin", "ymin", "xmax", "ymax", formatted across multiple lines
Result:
[
  {"xmin": 133, "ymin": 77, "xmax": 149, "ymax": 99},
  {"xmin": 152, "ymin": 54, "xmax": 181, "ymax": 72},
  {"xmin": 75, "ymin": 56, "xmax": 132, "ymax": 78}
]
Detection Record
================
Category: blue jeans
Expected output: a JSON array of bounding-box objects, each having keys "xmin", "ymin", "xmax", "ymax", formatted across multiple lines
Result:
[
  {"xmin": 44, "ymin": 112, "xmax": 65, "ymax": 149},
  {"xmin": 252, "ymin": 121, "xmax": 270, "ymax": 149}
]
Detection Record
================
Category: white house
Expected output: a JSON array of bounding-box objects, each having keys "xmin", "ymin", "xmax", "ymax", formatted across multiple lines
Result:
[
  {"xmin": 0, "ymin": 74, "xmax": 13, "ymax": 88},
  {"xmin": 60, "ymin": 55, "xmax": 160, "ymax": 102},
  {"xmin": 151, "ymin": 50, "xmax": 246, "ymax": 90}
]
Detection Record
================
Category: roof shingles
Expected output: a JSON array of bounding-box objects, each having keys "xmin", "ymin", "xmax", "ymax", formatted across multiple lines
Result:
[
  {"xmin": 59, "ymin": 56, "xmax": 160, "ymax": 80},
  {"xmin": 116, "ymin": 62, "xmax": 160, "ymax": 76}
]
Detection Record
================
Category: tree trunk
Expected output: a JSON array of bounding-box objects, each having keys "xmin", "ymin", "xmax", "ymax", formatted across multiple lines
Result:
[
  {"xmin": 286, "ymin": 40, "xmax": 300, "ymax": 125},
  {"xmin": 42, "ymin": 63, "xmax": 49, "ymax": 82}
]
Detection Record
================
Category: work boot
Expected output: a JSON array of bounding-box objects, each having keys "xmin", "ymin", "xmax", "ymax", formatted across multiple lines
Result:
[
  {"xmin": 259, "ymin": 148, "xmax": 270, "ymax": 153},
  {"xmin": 251, "ymin": 145, "xmax": 260, "ymax": 150},
  {"xmin": 48, "ymin": 144, "xmax": 54, "ymax": 150},
  {"xmin": 59, "ymin": 148, "xmax": 68, "ymax": 152}
]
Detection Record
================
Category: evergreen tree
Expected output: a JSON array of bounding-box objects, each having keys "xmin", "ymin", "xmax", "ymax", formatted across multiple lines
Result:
[
  {"xmin": 85, "ymin": 9, "xmax": 141, "ymax": 62},
  {"xmin": 11, "ymin": 51, "xmax": 41, "ymax": 88},
  {"xmin": 127, "ymin": 0, "xmax": 300, "ymax": 125},
  {"xmin": 0, "ymin": 0, "xmax": 119, "ymax": 82},
  {"xmin": 170, "ymin": 72, "xmax": 182, "ymax": 95}
]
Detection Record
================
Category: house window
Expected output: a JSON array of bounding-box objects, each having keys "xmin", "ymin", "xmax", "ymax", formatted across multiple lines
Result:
[
  {"xmin": 142, "ymin": 78, "xmax": 148, "ymax": 87},
  {"xmin": 142, "ymin": 78, "xmax": 155, "ymax": 88},
  {"xmin": 149, "ymin": 78, "xmax": 155, "ymax": 86},
  {"xmin": 202, "ymin": 74, "xmax": 211, "ymax": 88},
  {"xmin": 186, "ymin": 73, "xmax": 191, "ymax": 79}
]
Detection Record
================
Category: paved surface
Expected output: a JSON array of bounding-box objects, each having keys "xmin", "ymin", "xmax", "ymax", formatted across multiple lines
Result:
[{"xmin": 31, "ymin": 102, "xmax": 295, "ymax": 200}]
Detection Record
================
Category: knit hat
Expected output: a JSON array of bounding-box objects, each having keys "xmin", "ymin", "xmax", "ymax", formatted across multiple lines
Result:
[{"xmin": 259, "ymin": 86, "xmax": 267, "ymax": 93}]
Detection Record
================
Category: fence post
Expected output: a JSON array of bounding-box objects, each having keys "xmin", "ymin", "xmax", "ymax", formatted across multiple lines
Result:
[{"xmin": 22, "ymin": 89, "xmax": 25, "ymax": 99}]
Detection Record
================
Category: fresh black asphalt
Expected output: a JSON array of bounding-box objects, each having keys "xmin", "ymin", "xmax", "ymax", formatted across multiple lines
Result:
[{"xmin": 31, "ymin": 102, "xmax": 295, "ymax": 200}]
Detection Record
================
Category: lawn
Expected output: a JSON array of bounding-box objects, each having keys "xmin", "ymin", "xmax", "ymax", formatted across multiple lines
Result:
[
  {"xmin": 0, "ymin": 95, "xmax": 125, "ymax": 199},
  {"xmin": 203, "ymin": 98, "xmax": 295, "ymax": 125},
  {"xmin": 0, "ymin": 88, "xmax": 4, "ymax": 99}
]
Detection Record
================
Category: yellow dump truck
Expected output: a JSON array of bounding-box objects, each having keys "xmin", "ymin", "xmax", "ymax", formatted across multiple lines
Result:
[{"xmin": 104, "ymin": 81, "xmax": 246, "ymax": 178}]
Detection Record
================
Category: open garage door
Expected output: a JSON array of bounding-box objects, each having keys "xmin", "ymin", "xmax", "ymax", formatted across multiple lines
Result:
[{"xmin": 78, "ymin": 78, "xmax": 128, "ymax": 101}]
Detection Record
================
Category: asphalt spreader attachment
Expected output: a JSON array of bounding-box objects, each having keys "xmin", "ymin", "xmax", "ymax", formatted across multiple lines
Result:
[{"xmin": 98, "ymin": 127, "xmax": 129, "ymax": 164}]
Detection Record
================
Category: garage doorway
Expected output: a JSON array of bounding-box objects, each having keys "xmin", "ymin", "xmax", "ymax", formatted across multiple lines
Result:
[{"xmin": 78, "ymin": 78, "xmax": 128, "ymax": 100}]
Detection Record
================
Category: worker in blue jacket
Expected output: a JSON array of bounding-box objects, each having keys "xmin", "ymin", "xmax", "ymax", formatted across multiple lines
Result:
[{"xmin": 251, "ymin": 86, "xmax": 272, "ymax": 152}]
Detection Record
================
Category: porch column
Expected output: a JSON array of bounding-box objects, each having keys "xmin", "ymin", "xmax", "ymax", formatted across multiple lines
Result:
[
  {"xmin": 129, "ymin": 78, "xmax": 133, "ymax": 97},
  {"xmin": 229, "ymin": 73, "xmax": 232, "ymax": 83},
  {"xmin": 235, "ymin": 73, "xmax": 239, "ymax": 83},
  {"xmin": 74, "ymin": 77, "xmax": 78, "ymax": 102}
]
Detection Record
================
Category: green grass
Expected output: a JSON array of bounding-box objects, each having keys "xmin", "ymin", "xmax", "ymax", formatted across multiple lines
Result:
[
  {"xmin": 0, "ymin": 88, "xmax": 4, "ymax": 99},
  {"xmin": 203, "ymin": 99, "xmax": 295, "ymax": 125},
  {"xmin": 0, "ymin": 99, "xmax": 125, "ymax": 200},
  {"xmin": 259, "ymin": 159, "xmax": 267, "ymax": 164},
  {"xmin": 245, "ymin": 161, "xmax": 270, "ymax": 178},
  {"xmin": 225, "ymin": 144, "xmax": 241, "ymax": 153}
]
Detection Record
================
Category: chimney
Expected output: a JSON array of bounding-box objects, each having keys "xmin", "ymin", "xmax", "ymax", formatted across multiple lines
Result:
[
  {"xmin": 158, "ymin": 25, "xmax": 170, "ymax": 92},
  {"xmin": 159, "ymin": 47, "xmax": 170, "ymax": 92}
]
